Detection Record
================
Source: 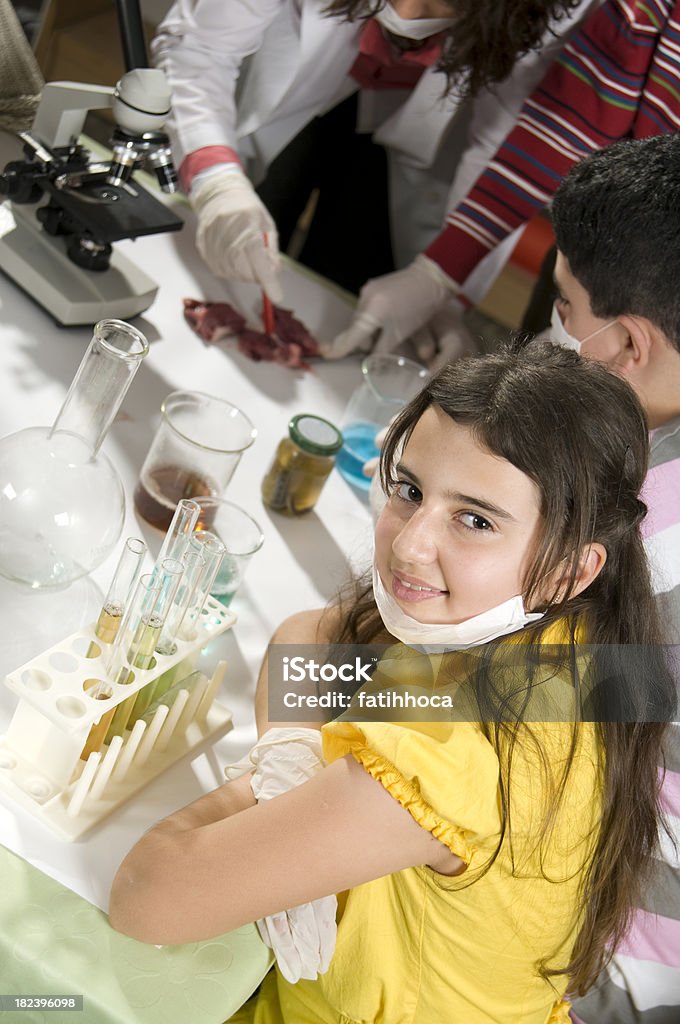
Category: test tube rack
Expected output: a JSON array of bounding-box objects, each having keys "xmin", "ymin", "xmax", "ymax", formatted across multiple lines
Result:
[{"xmin": 0, "ymin": 596, "xmax": 236, "ymax": 840}]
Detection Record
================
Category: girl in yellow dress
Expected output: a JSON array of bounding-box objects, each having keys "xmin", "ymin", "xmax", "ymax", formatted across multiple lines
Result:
[{"xmin": 110, "ymin": 340, "xmax": 675, "ymax": 1024}]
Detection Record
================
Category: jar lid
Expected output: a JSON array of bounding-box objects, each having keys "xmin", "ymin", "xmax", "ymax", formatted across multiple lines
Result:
[{"xmin": 289, "ymin": 414, "xmax": 343, "ymax": 456}]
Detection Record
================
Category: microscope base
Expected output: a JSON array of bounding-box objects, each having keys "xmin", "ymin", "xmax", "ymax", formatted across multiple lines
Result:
[{"xmin": 0, "ymin": 202, "xmax": 158, "ymax": 325}]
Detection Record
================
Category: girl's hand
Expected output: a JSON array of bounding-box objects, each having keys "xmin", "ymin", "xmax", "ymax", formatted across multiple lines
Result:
[{"xmin": 225, "ymin": 728, "xmax": 338, "ymax": 982}]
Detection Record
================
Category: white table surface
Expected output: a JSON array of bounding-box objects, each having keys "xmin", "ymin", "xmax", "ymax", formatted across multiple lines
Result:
[{"xmin": 0, "ymin": 130, "xmax": 374, "ymax": 912}]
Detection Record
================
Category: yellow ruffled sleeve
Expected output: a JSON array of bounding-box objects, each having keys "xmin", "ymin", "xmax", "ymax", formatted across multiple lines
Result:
[
  {"xmin": 547, "ymin": 999, "xmax": 572, "ymax": 1023},
  {"xmin": 321, "ymin": 719, "xmax": 501, "ymax": 866}
]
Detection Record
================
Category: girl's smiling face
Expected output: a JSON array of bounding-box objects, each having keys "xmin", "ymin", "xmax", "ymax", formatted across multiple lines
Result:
[{"xmin": 374, "ymin": 406, "xmax": 544, "ymax": 625}]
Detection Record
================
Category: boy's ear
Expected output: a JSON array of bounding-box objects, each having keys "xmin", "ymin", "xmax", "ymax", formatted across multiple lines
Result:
[{"xmin": 615, "ymin": 316, "xmax": 654, "ymax": 372}]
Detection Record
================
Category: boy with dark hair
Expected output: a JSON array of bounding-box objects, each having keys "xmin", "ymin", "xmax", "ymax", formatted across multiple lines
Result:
[
  {"xmin": 552, "ymin": 134, "xmax": 680, "ymax": 639},
  {"xmin": 550, "ymin": 133, "xmax": 680, "ymax": 1024}
]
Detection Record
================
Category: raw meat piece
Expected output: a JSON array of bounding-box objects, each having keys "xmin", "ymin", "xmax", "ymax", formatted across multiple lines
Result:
[
  {"xmin": 271, "ymin": 307, "xmax": 320, "ymax": 359},
  {"xmin": 236, "ymin": 329, "xmax": 279, "ymax": 363},
  {"xmin": 183, "ymin": 298, "xmax": 320, "ymax": 371},
  {"xmin": 183, "ymin": 298, "xmax": 246, "ymax": 342}
]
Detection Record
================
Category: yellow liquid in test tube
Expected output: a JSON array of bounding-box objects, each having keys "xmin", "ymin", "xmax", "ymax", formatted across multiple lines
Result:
[
  {"xmin": 129, "ymin": 617, "xmax": 162, "ymax": 669},
  {"xmin": 106, "ymin": 617, "xmax": 163, "ymax": 740},
  {"xmin": 93, "ymin": 606, "xmax": 121, "ymax": 645},
  {"xmin": 80, "ymin": 606, "xmax": 122, "ymax": 760}
]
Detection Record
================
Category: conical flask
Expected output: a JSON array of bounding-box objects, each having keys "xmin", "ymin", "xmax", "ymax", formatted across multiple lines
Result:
[{"xmin": 0, "ymin": 319, "xmax": 149, "ymax": 589}]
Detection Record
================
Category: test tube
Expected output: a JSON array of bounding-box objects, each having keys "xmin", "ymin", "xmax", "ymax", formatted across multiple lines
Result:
[
  {"xmin": 123, "ymin": 557, "xmax": 184, "ymax": 719},
  {"xmin": 154, "ymin": 499, "xmax": 200, "ymax": 569},
  {"xmin": 80, "ymin": 537, "xmax": 147, "ymax": 759},
  {"xmin": 140, "ymin": 670, "xmax": 207, "ymax": 726},
  {"xmin": 105, "ymin": 560, "xmax": 184, "ymax": 739},
  {"xmin": 126, "ymin": 561, "xmax": 188, "ymax": 729},
  {"xmin": 155, "ymin": 548, "xmax": 206, "ymax": 658},
  {"xmin": 143, "ymin": 548, "xmax": 206, "ymax": 706},
  {"xmin": 177, "ymin": 531, "xmax": 226, "ymax": 641},
  {"xmin": 92, "ymin": 537, "xmax": 147, "ymax": 645},
  {"xmin": 104, "ymin": 573, "xmax": 162, "ymax": 740}
]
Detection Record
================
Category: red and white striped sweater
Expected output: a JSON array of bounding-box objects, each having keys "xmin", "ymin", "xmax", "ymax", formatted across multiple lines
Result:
[{"xmin": 425, "ymin": 0, "xmax": 680, "ymax": 297}]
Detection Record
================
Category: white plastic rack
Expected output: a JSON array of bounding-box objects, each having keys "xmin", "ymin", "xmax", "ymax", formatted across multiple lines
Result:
[{"xmin": 0, "ymin": 595, "xmax": 236, "ymax": 839}]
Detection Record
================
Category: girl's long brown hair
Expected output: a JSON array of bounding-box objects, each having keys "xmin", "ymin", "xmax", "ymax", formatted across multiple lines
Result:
[
  {"xmin": 329, "ymin": 341, "xmax": 675, "ymax": 995},
  {"xmin": 324, "ymin": 0, "xmax": 582, "ymax": 97}
]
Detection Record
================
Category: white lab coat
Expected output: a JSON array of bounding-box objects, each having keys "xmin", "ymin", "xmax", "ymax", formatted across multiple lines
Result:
[{"xmin": 153, "ymin": 0, "xmax": 602, "ymax": 292}]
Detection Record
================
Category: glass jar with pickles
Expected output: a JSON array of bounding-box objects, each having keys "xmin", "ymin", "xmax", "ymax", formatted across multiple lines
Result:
[{"xmin": 261, "ymin": 414, "xmax": 343, "ymax": 515}]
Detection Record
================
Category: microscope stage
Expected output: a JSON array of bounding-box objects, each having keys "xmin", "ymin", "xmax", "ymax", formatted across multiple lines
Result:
[{"xmin": 0, "ymin": 201, "xmax": 158, "ymax": 325}]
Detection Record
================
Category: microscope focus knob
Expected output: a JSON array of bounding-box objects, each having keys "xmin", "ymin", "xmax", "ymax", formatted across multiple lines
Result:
[
  {"xmin": 0, "ymin": 162, "xmax": 43, "ymax": 204},
  {"xmin": 36, "ymin": 202, "xmax": 65, "ymax": 235}
]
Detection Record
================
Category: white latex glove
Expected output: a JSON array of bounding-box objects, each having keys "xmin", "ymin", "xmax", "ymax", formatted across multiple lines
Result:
[
  {"xmin": 190, "ymin": 165, "xmax": 282, "ymax": 302},
  {"xmin": 224, "ymin": 728, "xmax": 337, "ymax": 984},
  {"xmin": 320, "ymin": 255, "xmax": 461, "ymax": 361},
  {"xmin": 410, "ymin": 300, "xmax": 479, "ymax": 373},
  {"xmin": 256, "ymin": 892, "xmax": 337, "ymax": 983}
]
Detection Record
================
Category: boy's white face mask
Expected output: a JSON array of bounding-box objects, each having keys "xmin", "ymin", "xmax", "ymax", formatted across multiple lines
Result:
[
  {"xmin": 372, "ymin": 565, "xmax": 543, "ymax": 650},
  {"xmin": 374, "ymin": 2, "xmax": 456, "ymax": 41},
  {"xmin": 550, "ymin": 302, "xmax": 617, "ymax": 354}
]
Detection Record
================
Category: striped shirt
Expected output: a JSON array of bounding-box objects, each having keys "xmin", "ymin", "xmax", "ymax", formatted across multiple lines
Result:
[
  {"xmin": 424, "ymin": 0, "xmax": 680, "ymax": 292},
  {"xmin": 572, "ymin": 420, "xmax": 680, "ymax": 1023}
]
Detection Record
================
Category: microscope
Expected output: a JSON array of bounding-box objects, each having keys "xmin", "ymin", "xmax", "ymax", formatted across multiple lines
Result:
[{"xmin": 0, "ymin": 0, "xmax": 183, "ymax": 324}]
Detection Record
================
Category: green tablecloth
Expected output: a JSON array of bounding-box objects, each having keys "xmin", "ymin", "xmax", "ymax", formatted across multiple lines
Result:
[{"xmin": 0, "ymin": 846, "xmax": 272, "ymax": 1024}]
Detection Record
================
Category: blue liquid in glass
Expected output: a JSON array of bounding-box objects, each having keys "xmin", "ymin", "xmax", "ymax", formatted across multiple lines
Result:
[
  {"xmin": 337, "ymin": 422, "xmax": 379, "ymax": 491},
  {"xmin": 210, "ymin": 552, "xmax": 239, "ymax": 605}
]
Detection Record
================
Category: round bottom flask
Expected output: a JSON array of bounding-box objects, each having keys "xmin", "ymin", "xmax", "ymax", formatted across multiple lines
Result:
[
  {"xmin": 0, "ymin": 428, "xmax": 125, "ymax": 588},
  {"xmin": 0, "ymin": 319, "xmax": 148, "ymax": 589}
]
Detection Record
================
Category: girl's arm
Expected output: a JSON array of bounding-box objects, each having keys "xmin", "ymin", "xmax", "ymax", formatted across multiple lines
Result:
[
  {"xmin": 109, "ymin": 753, "xmax": 463, "ymax": 945},
  {"xmin": 254, "ymin": 605, "xmax": 343, "ymax": 735}
]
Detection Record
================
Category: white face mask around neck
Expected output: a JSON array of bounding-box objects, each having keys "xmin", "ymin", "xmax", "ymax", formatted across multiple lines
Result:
[
  {"xmin": 373, "ymin": 2, "xmax": 456, "ymax": 41},
  {"xmin": 372, "ymin": 564, "xmax": 543, "ymax": 651},
  {"xmin": 550, "ymin": 302, "xmax": 618, "ymax": 353}
]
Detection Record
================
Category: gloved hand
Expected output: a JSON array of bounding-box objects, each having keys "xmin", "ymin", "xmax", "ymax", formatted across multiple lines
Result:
[
  {"xmin": 224, "ymin": 728, "xmax": 337, "ymax": 983},
  {"xmin": 409, "ymin": 301, "xmax": 478, "ymax": 373},
  {"xmin": 190, "ymin": 166, "xmax": 282, "ymax": 302},
  {"xmin": 320, "ymin": 255, "xmax": 462, "ymax": 361},
  {"xmin": 360, "ymin": 306, "xmax": 477, "ymax": 477},
  {"xmin": 256, "ymin": 891, "xmax": 337, "ymax": 983}
]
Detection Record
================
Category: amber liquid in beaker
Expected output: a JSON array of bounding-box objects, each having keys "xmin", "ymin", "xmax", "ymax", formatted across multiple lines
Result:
[{"xmin": 134, "ymin": 466, "xmax": 217, "ymax": 530}]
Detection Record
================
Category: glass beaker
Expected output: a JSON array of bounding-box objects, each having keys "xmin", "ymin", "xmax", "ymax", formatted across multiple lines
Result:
[
  {"xmin": 194, "ymin": 496, "xmax": 264, "ymax": 605},
  {"xmin": 134, "ymin": 391, "xmax": 257, "ymax": 532},
  {"xmin": 0, "ymin": 319, "xmax": 149, "ymax": 588},
  {"xmin": 336, "ymin": 354, "xmax": 428, "ymax": 490}
]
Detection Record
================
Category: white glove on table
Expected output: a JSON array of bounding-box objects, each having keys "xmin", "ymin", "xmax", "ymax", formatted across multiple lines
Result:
[
  {"xmin": 320, "ymin": 255, "xmax": 462, "ymax": 361},
  {"xmin": 190, "ymin": 165, "xmax": 282, "ymax": 301},
  {"xmin": 225, "ymin": 727, "xmax": 337, "ymax": 983}
]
